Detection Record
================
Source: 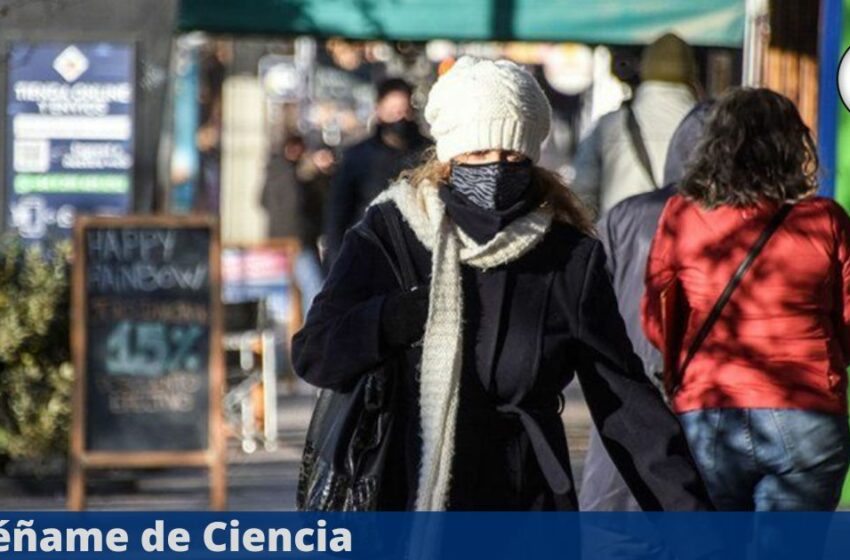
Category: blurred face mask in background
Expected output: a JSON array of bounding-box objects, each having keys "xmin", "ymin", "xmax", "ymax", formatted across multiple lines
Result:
[
  {"xmin": 381, "ymin": 118, "xmax": 417, "ymax": 137},
  {"xmin": 378, "ymin": 118, "xmax": 419, "ymax": 147},
  {"xmin": 450, "ymin": 159, "xmax": 532, "ymax": 211}
]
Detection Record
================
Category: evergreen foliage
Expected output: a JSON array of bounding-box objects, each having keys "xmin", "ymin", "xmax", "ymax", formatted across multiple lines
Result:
[{"xmin": 0, "ymin": 237, "xmax": 72, "ymax": 467}]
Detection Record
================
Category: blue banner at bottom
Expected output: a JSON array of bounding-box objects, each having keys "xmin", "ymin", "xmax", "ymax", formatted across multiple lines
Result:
[{"xmin": 0, "ymin": 512, "xmax": 847, "ymax": 559}]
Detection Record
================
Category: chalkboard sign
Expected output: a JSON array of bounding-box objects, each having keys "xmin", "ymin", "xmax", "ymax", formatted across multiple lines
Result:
[{"xmin": 69, "ymin": 215, "xmax": 225, "ymax": 510}]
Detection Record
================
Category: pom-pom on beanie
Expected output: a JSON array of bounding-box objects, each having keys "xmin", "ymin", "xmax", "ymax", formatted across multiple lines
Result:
[{"xmin": 424, "ymin": 56, "xmax": 552, "ymax": 163}]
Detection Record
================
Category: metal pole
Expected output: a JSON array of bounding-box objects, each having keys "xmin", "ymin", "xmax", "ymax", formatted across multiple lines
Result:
[
  {"xmin": 742, "ymin": 0, "xmax": 770, "ymax": 86},
  {"xmin": 262, "ymin": 330, "xmax": 278, "ymax": 451}
]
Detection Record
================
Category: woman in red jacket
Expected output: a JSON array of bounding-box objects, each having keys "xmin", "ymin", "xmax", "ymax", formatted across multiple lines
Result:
[{"xmin": 642, "ymin": 88, "xmax": 850, "ymax": 511}]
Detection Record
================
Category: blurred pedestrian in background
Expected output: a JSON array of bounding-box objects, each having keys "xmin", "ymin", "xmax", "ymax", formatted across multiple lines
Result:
[
  {"xmin": 580, "ymin": 101, "xmax": 714, "ymax": 512},
  {"xmin": 572, "ymin": 33, "xmax": 699, "ymax": 216},
  {"xmin": 323, "ymin": 77, "xmax": 431, "ymax": 266},
  {"xmin": 261, "ymin": 134, "xmax": 306, "ymax": 240},
  {"xmin": 642, "ymin": 88, "xmax": 850, "ymax": 511},
  {"xmin": 293, "ymin": 144, "xmax": 335, "ymax": 316},
  {"xmin": 293, "ymin": 57, "xmax": 712, "ymax": 511},
  {"xmin": 297, "ymin": 144, "xmax": 335, "ymax": 258},
  {"xmin": 260, "ymin": 135, "xmax": 335, "ymax": 316}
]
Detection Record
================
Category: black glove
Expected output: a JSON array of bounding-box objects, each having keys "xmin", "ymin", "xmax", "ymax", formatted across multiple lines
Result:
[{"xmin": 380, "ymin": 286, "xmax": 429, "ymax": 348}]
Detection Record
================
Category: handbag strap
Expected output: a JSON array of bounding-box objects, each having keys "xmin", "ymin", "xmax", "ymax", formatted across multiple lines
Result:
[
  {"xmin": 625, "ymin": 102, "xmax": 658, "ymax": 189},
  {"xmin": 678, "ymin": 203, "xmax": 793, "ymax": 376},
  {"xmin": 377, "ymin": 203, "xmax": 418, "ymax": 291}
]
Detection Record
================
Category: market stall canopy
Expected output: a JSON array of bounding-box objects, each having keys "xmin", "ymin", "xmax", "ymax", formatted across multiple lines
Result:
[{"xmin": 178, "ymin": 0, "xmax": 745, "ymax": 47}]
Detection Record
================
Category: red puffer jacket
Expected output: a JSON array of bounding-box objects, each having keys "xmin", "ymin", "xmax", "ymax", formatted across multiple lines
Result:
[{"xmin": 642, "ymin": 194, "xmax": 850, "ymax": 415}]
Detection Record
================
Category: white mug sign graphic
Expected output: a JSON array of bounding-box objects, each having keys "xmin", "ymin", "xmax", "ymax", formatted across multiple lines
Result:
[{"xmin": 840, "ymin": 47, "xmax": 850, "ymax": 112}]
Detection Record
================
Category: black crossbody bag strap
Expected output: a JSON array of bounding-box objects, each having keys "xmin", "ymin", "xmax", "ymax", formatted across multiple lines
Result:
[
  {"xmin": 353, "ymin": 203, "xmax": 418, "ymax": 291},
  {"xmin": 353, "ymin": 222, "xmax": 404, "ymax": 288},
  {"xmin": 377, "ymin": 203, "xmax": 418, "ymax": 291},
  {"xmin": 678, "ymin": 203, "xmax": 793, "ymax": 377},
  {"xmin": 625, "ymin": 102, "xmax": 659, "ymax": 189}
]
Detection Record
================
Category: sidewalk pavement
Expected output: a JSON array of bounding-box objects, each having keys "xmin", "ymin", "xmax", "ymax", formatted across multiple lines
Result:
[{"xmin": 0, "ymin": 383, "xmax": 592, "ymax": 511}]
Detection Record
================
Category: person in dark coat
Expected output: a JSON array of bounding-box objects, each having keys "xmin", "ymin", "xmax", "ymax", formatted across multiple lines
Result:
[
  {"xmin": 323, "ymin": 78, "xmax": 431, "ymax": 266},
  {"xmin": 292, "ymin": 57, "xmax": 713, "ymax": 511},
  {"xmin": 293, "ymin": 146, "xmax": 335, "ymax": 316},
  {"xmin": 579, "ymin": 102, "xmax": 714, "ymax": 512},
  {"xmin": 261, "ymin": 136, "xmax": 332, "ymax": 316},
  {"xmin": 297, "ymin": 146, "xmax": 334, "ymax": 255},
  {"xmin": 261, "ymin": 135, "xmax": 306, "ymax": 239}
]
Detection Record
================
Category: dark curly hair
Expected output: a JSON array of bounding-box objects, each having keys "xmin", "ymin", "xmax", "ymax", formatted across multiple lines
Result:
[{"xmin": 679, "ymin": 88, "xmax": 818, "ymax": 209}]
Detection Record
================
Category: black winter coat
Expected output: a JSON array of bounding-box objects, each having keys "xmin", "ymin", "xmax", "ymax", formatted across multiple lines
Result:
[
  {"xmin": 292, "ymin": 202, "xmax": 713, "ymax": 511},
  {"xmin": 324, "ymin": 131, "xmax": 430, "ymax": 265},
  {"xmin": 260, "ymin": 156, "xmax": 301, "ymax": 239}
]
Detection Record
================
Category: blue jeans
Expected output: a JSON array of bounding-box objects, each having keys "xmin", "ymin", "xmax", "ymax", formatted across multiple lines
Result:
[
  {"xmin": 294, "ymin": 249, "xmax": 325, "ymax": 319},
  {"xmin": 679, "ymin": 408, "xmax": 850, "ymax": 511}
]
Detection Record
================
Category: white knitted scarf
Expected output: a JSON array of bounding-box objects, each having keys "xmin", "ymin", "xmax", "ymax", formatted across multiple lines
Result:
[{"xmin": 372, "ymin": 180, "xmax": 552, "ymax": 510}]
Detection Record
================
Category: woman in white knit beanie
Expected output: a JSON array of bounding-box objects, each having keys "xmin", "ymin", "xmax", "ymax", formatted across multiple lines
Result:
[{"xmin": 293, "ymin": 56, "xmax": 712, "ymax": 511}]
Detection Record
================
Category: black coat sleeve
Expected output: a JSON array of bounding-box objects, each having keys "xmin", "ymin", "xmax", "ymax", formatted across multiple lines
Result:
[
  {"xmin": 291, "ymin": 214, "xmax": 396, "ymax": 390},
  {"xmin": 574, "ymin": 240, "xmax": 714, "ymax": 511}
]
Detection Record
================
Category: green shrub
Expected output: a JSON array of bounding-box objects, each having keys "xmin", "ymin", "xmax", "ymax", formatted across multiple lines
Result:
[{"xmin": 0, "ymin": 237, "xmax": 73, "ymax": 468}]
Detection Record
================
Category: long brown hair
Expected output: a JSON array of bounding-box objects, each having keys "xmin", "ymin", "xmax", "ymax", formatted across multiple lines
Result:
[{"xmin": 400, "ymin": 148, "xmax": 595, "ymax": 236}]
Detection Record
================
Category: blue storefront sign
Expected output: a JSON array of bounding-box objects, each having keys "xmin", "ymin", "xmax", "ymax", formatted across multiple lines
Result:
[
  {"xmin": 5, "ymin": 42, "xmax": 135, "ymax": 240},
  {"xmin": 169, "ymin": 39, "xmax": 200, "ymax": 214}
]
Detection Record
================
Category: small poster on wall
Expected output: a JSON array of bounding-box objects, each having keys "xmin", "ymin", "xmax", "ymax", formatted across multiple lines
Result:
[
  {"xmin": 221, "ymin": 244, "xmax": 293, "ymax": 329},
  {"xmin": 5, "ymin": 42, "xmax": 135, "ymax": 240}
]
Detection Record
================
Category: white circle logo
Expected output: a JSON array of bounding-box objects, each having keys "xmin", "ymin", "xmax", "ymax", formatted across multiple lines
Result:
[{"xmin": 840, "ymin": 47, "xmax": 850, "ymax": 112}]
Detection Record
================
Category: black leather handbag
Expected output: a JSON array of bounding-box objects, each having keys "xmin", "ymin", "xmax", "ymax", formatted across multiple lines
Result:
[{"xmin": 296, "ymin": 203, "xmax": 417, "ymax": 511}]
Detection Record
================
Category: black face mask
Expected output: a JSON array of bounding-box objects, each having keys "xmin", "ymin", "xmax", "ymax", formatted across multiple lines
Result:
[
  {"xmin": 450, "ymin": 159, "xmax": 532, "ymax": 211},
  {"xmin": 378, "ymin": 118, "xmax": 419, "ymax": 145}
]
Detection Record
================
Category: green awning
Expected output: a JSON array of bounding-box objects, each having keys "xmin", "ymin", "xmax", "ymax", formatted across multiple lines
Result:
[{"xmin": 178, "ymin": 0, "xmax": 745, "ymax": 47}]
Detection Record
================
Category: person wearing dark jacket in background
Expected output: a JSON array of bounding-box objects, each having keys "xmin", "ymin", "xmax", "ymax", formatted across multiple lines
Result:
[
  {"xmin": 295, "ymin": 146, "xmax": 334, "ymax": 255},
  {"xmin": 293, "ymin": 146, "xmax": 335, "ymax": 316},
  {"xmin": 293, "ymin": 57, "xmax": 712, "ymax": 511},
  {"xmin": 323, "ymin": 78, "xmax": 431, "ymax": 266},
  {"xmin": 261, "ymin": 136, "xmax": 334, "ymax": 316},
  {"xmin": 261, "ymin": 135, "xmax": 306, "ymax": 239},
  {"xmin": 579, "ymin": 102, "xmax": 714, "ymax": 512}
]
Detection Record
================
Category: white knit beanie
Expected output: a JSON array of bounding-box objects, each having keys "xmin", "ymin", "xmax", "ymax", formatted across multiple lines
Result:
[{"xmin": 425, "ymin": 56, "xmax": 552, "ymax": 163}]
